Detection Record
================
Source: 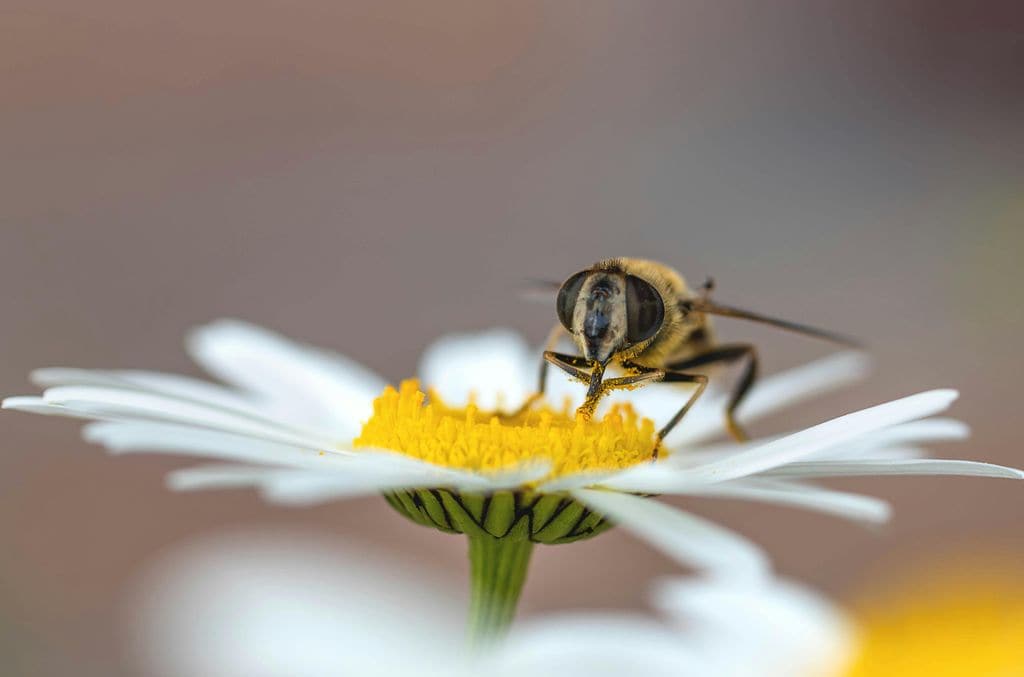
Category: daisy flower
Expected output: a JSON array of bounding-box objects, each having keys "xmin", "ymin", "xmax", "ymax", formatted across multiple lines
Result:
[
  {"xmin": 4, "ymin": 320, "xmax": 1021, "ymax": 640},
  {"xmin": 130, "ymin": 530, "xmax": 854, "ymax": 677}
]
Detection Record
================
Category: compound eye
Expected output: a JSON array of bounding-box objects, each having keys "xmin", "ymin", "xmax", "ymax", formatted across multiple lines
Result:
[
  {"xmin": 625, "ymin": 275, "xmax": 665, "ymax": 344},
  {"xmin": 556, "ymin": 270, "xmax": 589, "ymax": 331}
]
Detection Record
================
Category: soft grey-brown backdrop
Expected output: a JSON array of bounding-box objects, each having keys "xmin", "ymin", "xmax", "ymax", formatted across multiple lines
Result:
[{"xmin": 2, "ymin": 2, "xmax": 1022, "ymax": 674}]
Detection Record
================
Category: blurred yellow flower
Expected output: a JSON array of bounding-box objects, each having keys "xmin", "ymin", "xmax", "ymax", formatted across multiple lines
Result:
[{"xmin": 846, "ymin": 561, "xmax": 1024, "ymax": 676}]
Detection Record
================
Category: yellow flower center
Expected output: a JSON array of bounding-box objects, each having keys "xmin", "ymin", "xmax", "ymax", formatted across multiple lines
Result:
[
  {"xmin": 846, "ymin": 567, "xmax": 1024, "ymax": 676},
  {"xmin": 353, "ymin": 379, "xmax": 659, "ymax": 481}
]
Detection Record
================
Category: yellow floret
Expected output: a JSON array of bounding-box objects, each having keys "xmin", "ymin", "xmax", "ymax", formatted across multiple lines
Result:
[{"xmin": 353, "ymin": 379, "xmax": 659, "ymax": 481}]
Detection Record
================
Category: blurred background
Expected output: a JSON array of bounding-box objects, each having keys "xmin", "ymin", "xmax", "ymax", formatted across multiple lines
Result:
[{"xmin": 1, "ymin": 1, "xmax": 1022, "ymax": 674}]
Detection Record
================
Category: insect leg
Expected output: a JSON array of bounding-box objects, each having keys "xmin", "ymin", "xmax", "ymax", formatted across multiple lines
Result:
[
  {"xmin": 602, "ymin": 370, "xmax": 665, "ymax": 392},
  {"xmin": 545, "ymin": 355, "xmax": 668, "ymax": 421},
  {"xmin": 655, "ymin": 370, "xmax": 710, "ymax": 452},
  {"xmin": 543, "ymin": 350, "xmax": 594, "ymax": 382},
  {"xmin": 540, "ymin": 352, "xmax": 609, "ymax": 421},
  {"xmin": 666, "ymin": 343, "xmax": 758, "ymax": 442},
  {"xmin": 574, "ymin": 359, "xmax": 607, "ymax": 421},
  {"xmin": 608, "ymin": 362, "xmax": 709, "ymax": 458}
]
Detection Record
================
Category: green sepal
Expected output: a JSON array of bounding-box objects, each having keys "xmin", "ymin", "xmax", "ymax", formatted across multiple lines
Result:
[
  {"xmin": 483, "ymin": 492, "xmax": 516, "ymax": 536},
  {"xmin": 383, "ymin": 488, "xmax": 613, "ymax": 545}
]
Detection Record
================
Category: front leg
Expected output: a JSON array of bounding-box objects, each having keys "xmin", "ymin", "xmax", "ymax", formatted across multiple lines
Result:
[
  {"xmin": 601, "ymin": 370, "xmax": 666, "ymax": 393},
  {"xmin": 547, "ymin": 356, "xmax": 665, "ymax": 421},
  {"xmin": 542, "ymin": 351, "xmax": 607, "ymax": 421},
  {"xmin": 543, "ymin": 350, "xmax": 594, "ymax": 383}
]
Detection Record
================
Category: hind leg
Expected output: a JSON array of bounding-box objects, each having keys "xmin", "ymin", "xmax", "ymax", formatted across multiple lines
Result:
[{"xmin": 666, "ymin": 344, "xmax": 758, "ymax": 442}]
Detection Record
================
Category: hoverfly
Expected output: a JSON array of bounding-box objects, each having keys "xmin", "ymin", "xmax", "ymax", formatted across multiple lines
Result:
[{"xmin": 521, "ymin": 258, "xmax": 858, "ymax": 453}]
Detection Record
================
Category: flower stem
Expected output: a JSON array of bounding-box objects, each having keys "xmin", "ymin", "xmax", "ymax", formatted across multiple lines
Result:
[{"xmin": 466, "ymin": 533, "xmax": 534, "ymax": 645}]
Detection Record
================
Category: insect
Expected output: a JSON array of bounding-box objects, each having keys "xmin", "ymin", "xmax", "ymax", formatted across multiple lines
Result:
[{"xmin": 520, "ymin": 258, "xmax": 859, "ymax": 453}]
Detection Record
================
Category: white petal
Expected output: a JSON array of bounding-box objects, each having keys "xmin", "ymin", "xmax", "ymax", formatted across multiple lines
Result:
[
  {"xmin": 259, "ymin": 476, "xmax": 416, "ymax": 505},
  {"xmin": 821, "ymin": 445, "xmax": 927, "ymax": 461},
  {"xmin": 166, "ymin": 465, "xmax": 406, "ymax": 499},
  {"xmin": 258, "ymin": 451, "xmax": 521, "ymax": 503},
  {"xmin": 806, "ymin": 418, "xmax": 970, "ymax": 461},
  {"xmin": 166, "ymin": 465, "xmax": 461, "ymax": 505},
  {"xmin": 166, "ymin": 465, "xmax": 282, "ymax": 491},
  {"xmin": 764, "ymin": 458, "xmax": 1024, "ymax": 480},
  {"xmin": 340, "ymin": 452, "xmax": 543, "ymax": 494},
  {"xmin": 849, "ymin": 417, "xmax": 969, "ymax": 446},
  {"xmin": 593, "ymin": 460, "xmax": 701, "ymax": 492},
  {"xmin": 92, "ymin": 423, "xmax": 537, "ymax": 492},
  {"xmin": 669, "ymin": 417, "xmax": 968, "ymax": 467},
  {"xmin": 663, "ymin": 351, "xmax": 871, "ymax": 446},
  {"xmin": 259, "ymin": 473, "xmax": 472, "ymax": 506},
  {"xmin": 167, "ymin": 452, "xmax": 507, "ymax": 503},
  {"xmin": 41, "ymin": 386, "xmax": 333, "ymax": 450},
  {"xmin": 32, "ymin": 368, "xmax": 261, "ymax": 417},
  {"xmin": 570, "ymin": 489, "xmax": 769, "ymax": 580},
  {"xmin": 681, "ymin": 390, "xmax": 959, "ymax": 483},
  {"xmin": 600, "ymin": 465, "xmax": 890, "ymax": 522},
  {"xmin": 83, "ymin": 421, "xmax": 336, "ymax": 465},
  {"xmin": 187, "ymin": 319, "xmax": 385, "ymax": 438},
  {"xmin": 262, "ymin": 469, "xmax": 475, "ymax": 505},
  {"xmin": 417, "ymin": 329, "xmax": 534, "ymax": 410},
  {"xmin": 678, "ymin": 479, "xmax": 891, "ymax": 523},
  {"xmin": 28, "ymin": 368, "xmax": 347, "ymax": 447},
  {"xmin": 536, "ymin": 470, "xmax": 625, "ymax": 493},
  {"xmin": 3, "ymin": 396, "xmax": 110, "ymax": 420},
  {"xmin": 475, "ymin": 462, "xmax": 554, "ymax": 491},
  {"xmin": 86, "ymin": 414, "xmax": 525, "ymax": 494}
]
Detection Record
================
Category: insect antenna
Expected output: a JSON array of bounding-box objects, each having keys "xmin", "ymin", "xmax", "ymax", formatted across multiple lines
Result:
[
  {"xmin": 685, "ymin": 299, "xmax": 863, "ymax": 348},
  {"xmin": 519, "ymin": 278, "xmax": 563, "ymax": 303}
]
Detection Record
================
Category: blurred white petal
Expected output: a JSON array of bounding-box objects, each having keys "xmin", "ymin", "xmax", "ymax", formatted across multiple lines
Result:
[
  {"xmin": 130, "ymin": 531, "xmax": 853, "ymax": 677},
  {"xmin": 654, "ymin": 577, "xmax": 853, "ymax": 677},
  {"xmin": 187, "ymin": 318, "xmax": 385, "ymax": 438},
  {"xmin": 495, "ymin": 615, "xmax": 706, "ymax": 676},
  {"xmin": 128, "ymin": 532, "xmax": 467, "ymax": 677},
  {"xmin": 417, "ymin": 328, "xmax": 535, "ymax": 410}
]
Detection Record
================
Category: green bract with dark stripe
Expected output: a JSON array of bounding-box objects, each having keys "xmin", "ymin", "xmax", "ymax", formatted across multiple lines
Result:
[{"xmin": 385, "ymin": 489, "xmax": 614, "ymax": 544}]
